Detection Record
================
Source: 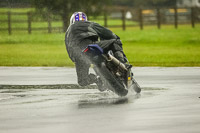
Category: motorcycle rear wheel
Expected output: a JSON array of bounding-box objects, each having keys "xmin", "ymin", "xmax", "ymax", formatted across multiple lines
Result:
[{"xmin": 96, "ymin": 62, "xmax": 128, "ymax": 96}]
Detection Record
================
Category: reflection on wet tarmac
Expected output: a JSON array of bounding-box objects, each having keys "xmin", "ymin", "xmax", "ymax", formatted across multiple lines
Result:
[
  {"xmin": 1, "ymin": 67, "xmax": 200, "ymax": 133},
  {"xmin": 78, "ymin": 97, "xmax": 129, "ymax": 108},
  {"xmin": 0, "ymin": 90, "xmax": 27, "ymax": 93},
  {"xmin": 78, "ymin": 91, "xmax": 142, "ymax": 108},
  {"xmin": 0, "ymin": 87, "xmax": 164, "ymax": 104}
]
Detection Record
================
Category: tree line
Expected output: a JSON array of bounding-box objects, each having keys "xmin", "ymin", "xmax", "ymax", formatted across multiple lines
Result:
[
  {"xmin": 0, "ymin": 0, "xmax": 176, "ymax": 8},
  {"xmin": 0, "ymin": 0, "xmax": 177, "ymax": 30}
]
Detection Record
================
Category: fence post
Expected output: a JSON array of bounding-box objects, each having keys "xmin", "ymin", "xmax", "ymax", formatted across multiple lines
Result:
[
  {"xmin": 27, "ymin": 12, "xmax": 32, "ymax": 34},
  {"xmin": 121, "ymin": 9, "xmax": 126, "ymax": 31},
  {"xmin": 139, "ymin": 9, "xmax": 143, "ymax": 30},
  {"xmin": 7, "ymin": 11, "xmax": 11, "ymax": 35},
  {"xmin": 48, "ymin": 13, "xmax": 52, "ymax": 33},
  {"xmin": 157, "ymin": 8, "xmax": 161, "ymax": 29},
  {"xmin": 104, "ymin": 11, "xmax": 108, "ymax": 27},
  {"xmin": 191, "ymin": 7, "xmax": 195, "ymax": 28},
  {"xmin": 174, "ymin": 7, "xmax": 178, "ymax": 29}
]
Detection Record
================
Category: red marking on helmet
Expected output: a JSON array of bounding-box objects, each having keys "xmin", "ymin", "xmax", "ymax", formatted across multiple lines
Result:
[{"xmin": 84, "ymin": 48, "xmax": 89, "ymax": 53}]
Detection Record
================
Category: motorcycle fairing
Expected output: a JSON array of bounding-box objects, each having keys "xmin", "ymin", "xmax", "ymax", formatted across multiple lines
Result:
[{"xmin": 83, "ymin": 44, "xmax": 104, "ymax": 56}]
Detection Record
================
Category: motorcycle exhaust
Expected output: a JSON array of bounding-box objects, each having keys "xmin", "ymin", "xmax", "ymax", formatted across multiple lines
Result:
[{"xmin": 106, "ymin": 53, "xmax": 127, "ymax": 71}]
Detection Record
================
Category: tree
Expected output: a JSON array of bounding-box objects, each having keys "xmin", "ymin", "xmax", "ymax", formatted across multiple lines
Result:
[
  {"xmin": 111, "ymin": 0, "xmax": 134, "ymax": 7},
  {"xmin": 33, "ymin": 0, "xmax": 111, "ymax": 31},
  {"xmin": 132, "ymin": 0, "xmax": 176, "ymax": 8},
  {"xmin": 0, "ymin": 0, "xmax": 34, "ymax": 7},
  {"xmin": 111, "ymin": 0, "xmax": 176, "ymax": 8}
]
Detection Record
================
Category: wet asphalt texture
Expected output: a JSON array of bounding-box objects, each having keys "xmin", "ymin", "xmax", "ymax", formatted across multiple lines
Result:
[{"xmin": 0, "ymin": 67, "xmax": 200, "ymax": 133}]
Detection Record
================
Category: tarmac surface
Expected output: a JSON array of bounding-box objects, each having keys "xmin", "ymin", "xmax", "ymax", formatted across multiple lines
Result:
[{"xmin": 0, "ymin": 67, "xmax": 200, "ymax": 133}]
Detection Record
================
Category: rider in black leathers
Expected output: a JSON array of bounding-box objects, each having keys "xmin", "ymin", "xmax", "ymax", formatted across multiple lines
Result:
[{"xmin": 65, "ymin": 12, "xmax": 129, "ymax": 89}]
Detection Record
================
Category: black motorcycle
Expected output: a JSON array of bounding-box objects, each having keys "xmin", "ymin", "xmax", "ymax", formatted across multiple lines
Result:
[{"xmin": 83, "ymin": 44, "xmax": 141, "ymax": 96}]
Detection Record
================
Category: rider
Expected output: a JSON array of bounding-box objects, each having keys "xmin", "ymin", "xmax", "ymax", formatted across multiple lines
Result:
[{"xmin": 65, "ymin": 12, "xmax": 131, "ymax": 91}]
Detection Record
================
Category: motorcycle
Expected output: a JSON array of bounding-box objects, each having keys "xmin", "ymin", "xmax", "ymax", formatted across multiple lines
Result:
[{"xmin": 82, "ymin": 44, "xmax": 141, "ymax": 96}]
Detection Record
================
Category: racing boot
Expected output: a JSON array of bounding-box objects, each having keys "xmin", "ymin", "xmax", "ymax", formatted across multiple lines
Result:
[
  {"xmin": 78, "ymin": 73, "xmax": 97, "ymax": 86},
  {"xmin": 88, "ymin": 74, "xmax": 106, "ymax": 92},
  {"xmin": 114, "ymin": 51, "xmax": 132, "ymax": 69},
  {"xmin": 95, "ymin": 77, "xmax": 107, "ymax": 92}
]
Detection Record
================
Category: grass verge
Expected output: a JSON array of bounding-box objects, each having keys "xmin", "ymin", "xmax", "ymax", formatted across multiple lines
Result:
[{"xmin": 0, "ymin": 24, "xmax": 200, "ymax": 67}]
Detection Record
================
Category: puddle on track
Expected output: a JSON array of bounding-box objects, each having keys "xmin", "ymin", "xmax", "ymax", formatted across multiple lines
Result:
[
  {"xmin": 77, "ymin": 87, "xmax": 166, "ymax": 108},
  {"xmin": 0, "ymin": 87, "xmax": 167, "ymax": 106}
]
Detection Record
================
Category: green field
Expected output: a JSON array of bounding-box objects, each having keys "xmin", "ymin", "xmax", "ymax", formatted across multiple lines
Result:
[
  {"xmin": 0, "ymin": 8, "xmax": 200, "ymax": 67},
  {"xmin": 0, "ymin": 24, "xmax": 200, "ymax": 67}
]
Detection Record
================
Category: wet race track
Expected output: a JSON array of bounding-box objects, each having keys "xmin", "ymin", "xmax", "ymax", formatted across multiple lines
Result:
[{"xmin": 0, "ymin": 67, "xmax": 200, "ymax": 133}]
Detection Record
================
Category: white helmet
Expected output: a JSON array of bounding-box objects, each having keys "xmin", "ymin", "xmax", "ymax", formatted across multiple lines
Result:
[{"xmin": 70, "ymin": 12, "xmax": 88, "ymax": 25}]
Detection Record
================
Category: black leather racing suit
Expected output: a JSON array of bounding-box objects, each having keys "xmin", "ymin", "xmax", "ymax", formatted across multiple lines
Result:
[{"xmin": 65, "ymin": 21, "xmax": 125, "ymax": 86}]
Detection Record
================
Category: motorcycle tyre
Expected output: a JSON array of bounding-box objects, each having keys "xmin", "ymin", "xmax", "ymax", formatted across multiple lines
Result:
[
  {"xmin": 96, "ymin": 62, "xmax": 128, "ymax": 96},
  {"xmin": 132, "ymin": 78, "xmax": 141, "ymax": 93}
]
